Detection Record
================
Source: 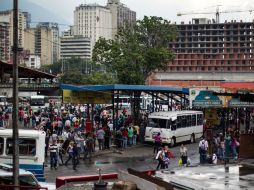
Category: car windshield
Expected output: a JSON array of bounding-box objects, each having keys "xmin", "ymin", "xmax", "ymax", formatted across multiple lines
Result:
[{"xmin": 0, "ymin": 175, "xmax": 39, "ymax": 186}]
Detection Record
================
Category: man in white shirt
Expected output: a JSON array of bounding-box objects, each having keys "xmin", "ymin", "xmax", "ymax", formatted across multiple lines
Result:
[{"xmin": 199, "ymin": 138, "xmax": 208, "ymax": 164}]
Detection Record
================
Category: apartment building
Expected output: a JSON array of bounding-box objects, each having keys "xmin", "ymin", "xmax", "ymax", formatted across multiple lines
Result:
[
  {"xmin": 60, "ymin": 35, "xmax": 91, "ymax": 59},
  {"xmin": 74, "ymin": 4, "xmax": 112, "ymax": 48},
  {"xmin": 151, "ymin": 18, "xmax": 254, "ymax": 87},
  {"xmin": 73, "ymin": 0, "xmax": 136, "ymax": 48},
  {"xmin": 107, "ymin": 0, "xmax": 136, "ymax": 37},
  {"xmin": 0, "ymin": 10, "xmax": 26, "ymax": 62},
  {"xmin": 24, "ymin": 27, "xmax": 53, "ymax": 65},
  {"xmin": 0, "ymin": 22, "xmax": 10, "ymax": 62},
  {"xmin": 24, "ymin": 23, "xmax": 60, "ymax": 65}
]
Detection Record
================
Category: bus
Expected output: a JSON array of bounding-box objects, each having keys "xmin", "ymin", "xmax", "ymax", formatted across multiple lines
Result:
[
  {"xmin": 0, "ymin": 96, "xmax": 7, "ymax": 106},
  {"xmin": 0, "ymin": 129, "xmax": 46, "ymax": 181},
  {"xmin": 30, "ymin": 95, "xmax": 46, "ymax": 112},
  {"xmin": 145, "ymin": 110, "xmax": 203, "ymax": 146}
]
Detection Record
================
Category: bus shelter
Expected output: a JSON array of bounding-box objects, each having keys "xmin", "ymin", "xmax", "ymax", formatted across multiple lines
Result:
[{"xmin": 60, "ymin": 84, "xmax": 189, "ymax": 129}]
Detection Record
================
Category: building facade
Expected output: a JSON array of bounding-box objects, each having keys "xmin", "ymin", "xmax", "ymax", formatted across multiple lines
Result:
[
  {"xmin": 73, "ymin": 0, "xmax": 136, "ymax": 48},
  {"xmin": 107, "ymin": 0, "xmax": 136, "ymax": 37},
  {"xmin": 151, "ymin": 18, "xmax": 254, "ymax": 87},
  {"xmin": 37, "ymin": 22, "xmax": 60, "ymax": 63},
  {"xmin": 0, "ymin": 10, "xmax": 27, "ymax": 62},
  {"xmin": 24, "ymin": 27, "xmax": 53, "ymax": 65},
  {"xmin": 0, "ymin": 22, "xmax": 10, "ymax": 62},
  {"xmin": 60, "ymin": 35, "xmax": 91, "ymax": 59},
  {"xmin": 73, "ymin": 4, "xmax": 112, "ymax": 48},
  {"xmin": 24, "ymin": 54, "xmax": 41, "ymax": 69}
]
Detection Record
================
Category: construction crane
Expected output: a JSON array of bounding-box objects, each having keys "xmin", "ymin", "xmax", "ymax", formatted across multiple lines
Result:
[{"xmin": 177, "ymin": 5, "xmax": 254, "ymax": 23}]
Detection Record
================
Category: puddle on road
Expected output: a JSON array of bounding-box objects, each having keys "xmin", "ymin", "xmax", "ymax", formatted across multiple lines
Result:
[{"xmin": 94, "ymin": 158, "xmax": 147, "ymax": 166}]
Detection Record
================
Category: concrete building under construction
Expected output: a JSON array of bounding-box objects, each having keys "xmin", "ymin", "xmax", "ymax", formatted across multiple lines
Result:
[{"xmin": 151, "ymin": 18, "xmax": 254, "ymax": 87}]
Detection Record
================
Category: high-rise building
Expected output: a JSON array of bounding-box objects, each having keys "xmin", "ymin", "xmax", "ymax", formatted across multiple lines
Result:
[
  {"xmin": 73, "ymin": 4, "xmax": 112, "ymax": 48},
  {"xmin": 37, "ymin": 22, "xmax": 60, "ymax": 63},
  {"xmin": 24, "ymin": 27, "xmax": 53, "ymax": 65},
  {"xmin": 22, "ymin": 12, "xmax": 31, "ymax": 28},
  {"xmin": 0, "ymin": 10, "xmax": 27, "ymax": 62},
  {"xmin": 73, "ymin": 0, "xmax": 136, "ymax": 48},
  {"xmin": 107, "ymin": 0, "xmax": 136, "ymax": 37},
  {"xmin": 0, "ymin": 22, "xmax": 10, "ymax": 62},
  {"xmin": 60, "ymin": 35, "xmax": 91, "ymax": 59},
  {"xmin": 24, "ymin": 22, "xmax": 60, "ymax": 65},
  {"xmin": 151, "ymin": 18, "xmax": 254, "ymax": 87}
]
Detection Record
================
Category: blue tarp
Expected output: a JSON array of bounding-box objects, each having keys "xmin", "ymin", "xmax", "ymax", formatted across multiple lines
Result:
[{"xmin": 60, "ymin": 84, "xmax": 189, "ymax": 95}]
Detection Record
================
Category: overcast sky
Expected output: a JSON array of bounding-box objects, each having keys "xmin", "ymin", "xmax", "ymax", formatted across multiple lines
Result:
[{"xmin": 31, "ymin": 0, "xmax": 254, "ymax": 24}]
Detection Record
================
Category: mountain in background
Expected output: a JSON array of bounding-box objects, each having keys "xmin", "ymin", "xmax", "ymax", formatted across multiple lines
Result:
[{"xmin": 0, "ymin": 0, "xmax": 70, "ymax": 30}]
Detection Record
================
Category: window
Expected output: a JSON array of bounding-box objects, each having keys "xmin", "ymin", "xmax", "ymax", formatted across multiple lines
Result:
[
  {"xmin": 187, "ymin": 115, "xmax": 192, "ymax": 127},
  {"xmin": 171, "ymin": 120, "xmax": 176, "ymax": 131},
  {"xmin": 182, "ymin": 116, "xmax": 187, "ymax": 128},
  {"xmin": 177, "ymin": 116, "xmax": 182, "ymax": 129},
  {"xmin": 6, "ymin": 138, "xmax": 36, "ymax": 156},
  {"xmin": 192, "ymin": 115, "xmax": 197, "ymax": 126},
  {"xmin": 158, "ymin": 119, "xmax": 168, "ymax": 128},
  {"xmin": 148, "ymin": 118, "xmax": 158, "ymax": 128},
  {"xmin": 197, "ymin": 114, "xmax": 203, "ymax": 125},
  {"xmin": 0, "ymin": 138, "xmax": 3, "ymax": 155}
]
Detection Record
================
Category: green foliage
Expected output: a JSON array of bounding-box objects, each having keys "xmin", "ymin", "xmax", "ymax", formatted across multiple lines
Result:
[
  {"xmin": 41, "ymin": 57, "xmax": 117, "ymax": 85},
  {"xmin": 93, "ymin": 16, "xmax": 178, "ymax": 85}
]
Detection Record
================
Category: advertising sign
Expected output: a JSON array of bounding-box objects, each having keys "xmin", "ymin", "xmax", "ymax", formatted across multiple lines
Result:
[{"xmin": 63, "ymin": 90, "xmax": 111, "ymax": 104}]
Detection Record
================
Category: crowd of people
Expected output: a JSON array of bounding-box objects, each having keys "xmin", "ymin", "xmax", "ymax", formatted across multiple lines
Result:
[
  {"xmin": 198, "ymin": 130, "xmax": 240, "ymax": 165},
  {"xmin": 7, "ymin": 103, "xmax": 149, "ymax": 170}
]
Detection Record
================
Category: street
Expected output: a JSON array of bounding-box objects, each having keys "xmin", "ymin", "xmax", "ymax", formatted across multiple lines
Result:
[{"xmin": 44, "ymin": 141, "xmax": 200, "ymax": 183}]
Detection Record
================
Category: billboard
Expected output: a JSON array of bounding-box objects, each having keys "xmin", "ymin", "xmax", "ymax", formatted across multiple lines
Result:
[{"xmin": 63, "ymin": 90, "xmax": 111, "ymax": 104}]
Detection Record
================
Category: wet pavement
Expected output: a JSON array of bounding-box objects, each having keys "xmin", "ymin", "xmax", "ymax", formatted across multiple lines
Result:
[
  {"xmin": 156, "ymin": 165, "xmax": 254, "ymax": 190},
  {"xmin": 44, "ymin": 142, "xmax": 200, "ymax": 183}
]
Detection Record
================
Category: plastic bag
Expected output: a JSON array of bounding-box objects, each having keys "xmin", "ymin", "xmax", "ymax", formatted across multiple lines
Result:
[{"xmin": 178, "ymin": 159, "xmax": 183, "ymax": 166}]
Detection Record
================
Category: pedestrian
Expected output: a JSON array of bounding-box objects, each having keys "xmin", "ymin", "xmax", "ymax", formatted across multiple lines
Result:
[
  {"xmin": 127, "ymin": 126, "xmax": 134, "ymax": 146},
  {"xmin": 72, "ymin": 143, "xmax": 79, "ymax": 170},
  {"xmin": 57, "ymin": 140, "xmax": 64, "ymax": 165},
  {"xmin": 64, "ymin": 141, "xmax": 74, "ymax": 166},
  {"xmin": 199, "ymin": 137, "xmax": 208, "ymax": 164},
  {"xmin": 84, "ymin": 133, "xmax": 94, "ymax": 161},
  {"xmin": 96, "ymin": 127, "xmax": 105, "ymax": 150},
  {"xmin": 153, "ymin": 133, "xmax": 162, "ymax": 154},
  {"xmin": 180, "ymin": 144, "xmax": 188, "ymax": 166},
  {"xmin": 49, "ymin": 140, "xmax": 58, "ymax": 169},
  {"xmin": 155, "ymin": 147, "xmax": 165, "ymax": 170}
]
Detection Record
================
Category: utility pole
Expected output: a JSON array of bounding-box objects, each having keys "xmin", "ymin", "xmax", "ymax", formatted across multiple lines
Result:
[{"xmin": 12, "ymin": 0, "xmax": 20, "ymax": 188}]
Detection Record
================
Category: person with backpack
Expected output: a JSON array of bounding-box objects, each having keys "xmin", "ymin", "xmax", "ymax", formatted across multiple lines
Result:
[{"xmin": 199, "ymin": 137, "xmax": 208, "ymax": 164}]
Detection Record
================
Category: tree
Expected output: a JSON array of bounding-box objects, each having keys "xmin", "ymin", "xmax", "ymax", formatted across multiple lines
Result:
[
  {"xmin": 93, "ymin": 16, "xmax": 177, "ymax": 85},
  {"xmin": 93, "ymin": 16, "xmax": 178, "ymax": 124}
]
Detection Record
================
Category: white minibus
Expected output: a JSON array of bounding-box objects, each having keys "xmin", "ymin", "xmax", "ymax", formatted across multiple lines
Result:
[
  {"xmin": 30, "ymin": 95, "xmax": 46, "ymax": 112},
  {"xmin": 0, "ymin": 129, "xmax": 46, "ymax": 181},
  {"xmin": 145, "ymin": 110, "xmax": 203, "ymax": 146}
]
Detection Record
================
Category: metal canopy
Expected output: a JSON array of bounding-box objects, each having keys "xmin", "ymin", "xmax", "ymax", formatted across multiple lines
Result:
[
  {"xmin": 60, "ymin": 84, "xmax": 189, "ymax": 94},
  {"xmin": 0, "ymin": 60, "xmax": 56, "ymax": 79}
]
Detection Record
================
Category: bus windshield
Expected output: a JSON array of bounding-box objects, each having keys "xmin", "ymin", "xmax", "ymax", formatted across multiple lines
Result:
[
  {"xmin": 30, "ymin": 98, "xmax": 45, "ymax": 106},
  {"xmin": 148, "ymin": 118, "xmax": 168, "ymax": 128}
]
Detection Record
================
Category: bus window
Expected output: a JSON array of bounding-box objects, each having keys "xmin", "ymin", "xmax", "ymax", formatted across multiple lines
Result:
[
  {"xmin": 197, "ymin": 114, "xmax": 203, "ymax": 125},
  {"xmin": 6, "ymin": 138, "xmax": 36, "ymax": 156},
  {"xmin": 148, "ymin": 118, "xmax": 158, "ymax": 128},
  {"xmin": 158, "ymin": 119, "xmax": 167, "ymax": 128},
  {"xmin": 192, "ymin": 115, "xmax": 197, "ymax": 126},
  {"xmin": 167, "ymin": 120, "xmax": 171, "ymax": 129},
  {"xmin": 187, "ymin": 115, "xmax": 192, "ymax": 127},
  {"xmin": 171, "ymin": 120, "xmax": 176, "ymax": 131},
  {"xmin": 0, "ymin": 138, "xmax": 3, "ymax": 155},
  {"xmin": 182, "ymin": 116, "xmax": 187, "ymax": 128},
  {"xmin": 177, "ymin": 116, "xmax": 182, "ymax": 129}
]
